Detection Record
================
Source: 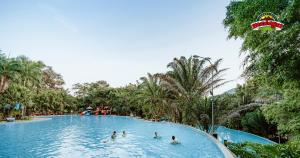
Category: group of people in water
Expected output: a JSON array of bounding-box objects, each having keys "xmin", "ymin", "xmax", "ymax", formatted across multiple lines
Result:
[
  {"xmin": 153, "ymin": 132, "xmax": 180, "ymax": 144},
  {"xmin": 110, "ymin": 130, "xmax": 126, "ymax": 139},
  {"xmin": 106, "ymin": 130, "xmax": 180, "ymax": 145}
]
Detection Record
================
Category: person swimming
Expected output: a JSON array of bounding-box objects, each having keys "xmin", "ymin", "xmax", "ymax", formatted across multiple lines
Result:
[
  {"xmin": 171, "ymin": 136, "xmax": 180, "ymax": 144},
  {"xmin": 111, "ymin": 131, "xmax": 117, "ymax": 139},
  {"xmin": 122, "ymin": 131, "xmax": 126, "ymax": 137},
  {"xmin": 153, "ymin": 132, "xmax": 161, "ymax": 139},
  {"xmin": 103, "ymin": 131, "xmax": 117, "ymax": 143}
]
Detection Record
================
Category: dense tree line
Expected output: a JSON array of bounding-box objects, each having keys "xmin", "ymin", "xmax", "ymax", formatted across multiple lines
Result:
[
  {"xmin": 0, "ymin": 52, "xmax": 76, "ymax": 119},
  {"xmin": 72, "ymin": 56, "xmax": 228, "ymax": 127},
  {"xmin": 0, "ymin": 53, "xmax": 229, "ymax": 129},
  {"xmin": 223, "ymin": 0, "xmax": 300, "ymax": 156}
]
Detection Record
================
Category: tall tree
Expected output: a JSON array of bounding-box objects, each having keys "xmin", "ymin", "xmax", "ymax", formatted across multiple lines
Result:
[
  {"xmin": 224, "ymin": 0, "xmax": 300, "ymax": 86},
  {"xmin": 140, "ymin": 73, "xmax": 167, "ymax": 119},
  {"xmin": 224, "ymin": 0, "xmax": 300, "ymax": 140},
  {"xmin": 42, "ymin": 66, "xmax": 65, "ymax": 89},
  {"xmin": 158, "ymin": 56, "xmax": 228, "ymax": 124},
  {"xmin": 16, "ymin": 56, "xmax": 43, "ymax": 88},
  {"xmin": 0, "ymin": 53, "xmax": 22, "ymax": 93}
]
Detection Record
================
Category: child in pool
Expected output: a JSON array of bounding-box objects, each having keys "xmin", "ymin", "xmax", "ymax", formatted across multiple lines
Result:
[{"xmin": 171, "ymin": 136, "xmax": 180, "ymax": 144}]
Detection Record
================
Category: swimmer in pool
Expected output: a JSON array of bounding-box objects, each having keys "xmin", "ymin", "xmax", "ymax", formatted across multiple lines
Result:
[
  {"xmin": 171, "ymin": 136, "xmax": 180, "ymax": 144},
  {"xmin": 111, "ymin": 131, "xmax": 117, "ymax": 139},
  {"xmin": 122, "ymin": 131, "xmax": 126, "ymax": 137},
  {"xmin": 153, "ymin": 132, "xmax": 161, "ymax": 139},
  {"xmin": 103, "ymin": 131, "xmax": 117, "ymax": 143}
]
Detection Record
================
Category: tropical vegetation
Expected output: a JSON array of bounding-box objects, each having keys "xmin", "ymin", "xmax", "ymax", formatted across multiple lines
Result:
[
  {"xmin": 223, "ymin": 0, "xmax": 300, "ymax": 156},
  {"xmin": 0, "ymin": 52, "xmax": 76, "ymax": 119},
  {"xmin": 1, "ymin": 0, "xmax": 299, "ymax": 157}
]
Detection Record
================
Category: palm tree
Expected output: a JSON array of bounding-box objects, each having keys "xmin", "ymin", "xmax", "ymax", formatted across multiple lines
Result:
[
  {"xmin": 161, "ymin": 56, "xmax": 227, "ymax": 97},
  {"xmin": 0, "ymin": 54, "xmax": 44, "ymax": 93},
  {"xmin": 16, "ymin": 56, "xmax": 43, "ymax": 88},
  {"xmin": 158, "ymin": 56, "xmax": 228, "ymax": 124},
  {"xmin": 140, "ymin": 73, "xmax": 166, "ymax": 120},
  {"xmin": 0, "ymin": 53, "xmax": 23, "ymax": 93}
]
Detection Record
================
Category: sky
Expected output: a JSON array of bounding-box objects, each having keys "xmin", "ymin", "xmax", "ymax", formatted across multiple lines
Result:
[{"xmin": 0, "ymin": 0, "xmax": 244, "ymax": 94}]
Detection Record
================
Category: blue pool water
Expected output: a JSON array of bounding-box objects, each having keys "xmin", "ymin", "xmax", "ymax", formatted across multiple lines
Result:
[
  {"xmin": 0, "ymin": 116, "xmax": 226, "ymax": 158},
  {"xmin": 216, "ymin": 126, "xmax": 275, "ymax": 144}
]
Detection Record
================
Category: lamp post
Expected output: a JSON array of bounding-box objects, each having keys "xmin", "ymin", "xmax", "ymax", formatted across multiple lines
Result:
[{"xmin": 198, "ymin": 56, "xmax": 217, "ymax": 134}]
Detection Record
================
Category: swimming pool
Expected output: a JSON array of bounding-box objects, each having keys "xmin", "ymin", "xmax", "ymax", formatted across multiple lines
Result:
[
  {"xmin": 216, "ymin": 126, "xmax": 275, "ymax": 144},
  {"xmin": 0, "ymin": 116, "xmax": 231, "ymax": 158}
]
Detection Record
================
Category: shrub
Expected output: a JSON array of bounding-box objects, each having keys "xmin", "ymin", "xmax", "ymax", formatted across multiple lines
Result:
[
  {"xmin": 0, "ymin": 113, "xmax": 3, "ymax": 120},
  {"xmin": 228, "ymin": 141, "xmax": 300, "ymax": 158},
  {"xmin": 10, "ymin": 110, "xmax": 22, "ymax": 119}
]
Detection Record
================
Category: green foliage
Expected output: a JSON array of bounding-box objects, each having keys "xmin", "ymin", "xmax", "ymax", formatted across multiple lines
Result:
[
  {"xmin": 0, "ymin": 52, "xmax": 78, "ymax": 117},
  {"xmin": 10, "ymin": 110, "xmax": 22, "ymax": 119},
  {"xmin": 0, "ymin": 112, "xmax": 3, "ymax": 120},
  {"xmin": 140, "ymin": 73, "xmax": 167, "ymax": 119},
  {"xmin": 241, "ymin": 110, "xmax": 276, "ymax": 137},
  {"xmin": 216, "ymin": 79, "xmax": 260, "ymax": 128},
  {"xmin": 224, "ymin": 0, "xmax": 300, "ymax": 85},
  {"xmin": 0, "ymin": 53, "xmax": 23, "ymax": 93},
  {"xmin": 214, "ymin": 77, "xmax": 280, "ymax": 139},
  {"xmin": 236, "ymin": 79, "xmax": 259, "ymax": 104},
  {"xmin": 21, "ymin": 116, "xmax": 31, "ymax": 120},
  {"xmin": 15, "ymin": 55, "xmax": 43, "ymax": 88},
  {"xmin": 157, "ymin": 56, "xmax": 228, "ymax": 124},
  {"xmin": 228, "ymin": 141, "xmax": 300, "ymax": 158},
  {"xmin": 0, "ymin": 83, "xmax": 33, "ymax": 106},
  {"xmin": 226, "ymin": 114, "xmax": 242, "ymax": 130},
  {"xmin": 72, "ymin": 56, "xmax": 228, "ymax": 128},
  {"xmin": 224, "ymin": 0, "xmax": 300, "ymax": 141},
  {"xmin": 262, "ymin": 82, "xmax": 300, "ymax": 139},
  {"xmin": 41, "ymin": 66, "xmax": 65, "ymax": 89},
  {"xmin": 34, "ymin": 89, "xmax": 75, "ymax": 114}
]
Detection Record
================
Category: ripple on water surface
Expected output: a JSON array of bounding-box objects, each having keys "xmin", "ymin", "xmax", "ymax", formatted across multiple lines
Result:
[{"xmin": 0, "ymin": 116, "xmax": 225, "ymax": 158}]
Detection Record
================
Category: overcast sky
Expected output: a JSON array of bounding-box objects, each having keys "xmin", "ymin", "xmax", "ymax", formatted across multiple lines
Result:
[{"xmin": 0, "ymin": 0, "xmax": 244, "ymax": 94}]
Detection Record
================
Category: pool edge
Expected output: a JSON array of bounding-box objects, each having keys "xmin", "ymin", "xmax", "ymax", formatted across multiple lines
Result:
[
  {"xmin": 217, "ymin": 126, "xmax": 276, "ymax": 144},
  {"xmin": 0, "ymin": 117, "xmax": 52, "ymax": 124},
  {"xmin": 204, "ymin": 131, "xmax": 236, "ymax": 158},
  {"xmin": 175, "ymin": 122, "xmax": 236, "ymax": 158},
  {"xmin": 126, "ymin": 116, "xmax": 236, "ymax": 158}
]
